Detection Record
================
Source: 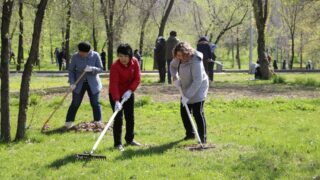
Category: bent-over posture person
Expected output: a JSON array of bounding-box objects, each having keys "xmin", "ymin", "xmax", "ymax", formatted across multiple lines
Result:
[
  {"xmin": 170, "ymin": 42, "xmax": 209, "ymax": 144},
  {"xmin": 109, "ymin": 43, "xmax": 141, "ymax": 151},
  {"xmin": 65, "ymin": 42, "xmax": 103, "ymax": 129}
]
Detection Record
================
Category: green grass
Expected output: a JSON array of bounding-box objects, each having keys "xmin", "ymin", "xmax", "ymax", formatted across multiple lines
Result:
[{"xmin": 1, "ymin": 73, "xmax": 320, "ymax": 179}]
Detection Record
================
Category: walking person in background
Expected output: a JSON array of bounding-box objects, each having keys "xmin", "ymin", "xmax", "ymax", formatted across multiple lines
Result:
[
  {"xmin": 134, "ymin": 49, "xmax": 142, "ymax": 68},
  {"xmin": 108, "ymin": 43, "xmax": 141, "ymax": 151},
  {"xmin": 65, "ymin": 42, "xmax": 103, "ymax": 129},
  {"xmin": 170, "ymin": 42, "xmax": 209, "ymax": 144},
  {"xmin": 100, "ymin": 49, "xmax": 106, "ymax": 71},
  {"xmin": 54, "ymin": 47, "xmax": 60, "ymax": 66},
  {"xmin": 165, "ymin": 31, "xmax": 179, "ymax": 84},
  {"xmin": 197, "ymin": 36, "xmax": 213, "ymax": 81},
  {"xmin": 154, "ymin": 36, "xmax": 166, "ymax": 83}
]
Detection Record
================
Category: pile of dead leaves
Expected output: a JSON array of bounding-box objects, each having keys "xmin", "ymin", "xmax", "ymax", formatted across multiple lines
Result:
[{"xmin": 74, "ymin": 122, "xmax": 107, "ymax": 132}]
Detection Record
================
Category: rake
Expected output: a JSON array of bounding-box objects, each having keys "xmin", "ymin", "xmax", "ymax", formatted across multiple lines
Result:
[
  {"xmin": 41, "ymin": 71, "xmax": 86, "ymax": 132},
  {"xmin": 178, "ymin": 87, "xmax": 204, "ymax": 149},
  {"xmin": 76, "ymin": 99, "xmax": 126, "ymax": 160}
]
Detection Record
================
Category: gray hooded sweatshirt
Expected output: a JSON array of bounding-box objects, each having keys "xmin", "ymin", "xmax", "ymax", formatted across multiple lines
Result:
[{"xmin": 170, "ymin": 51, "xmax": 209, "ymax": 104}]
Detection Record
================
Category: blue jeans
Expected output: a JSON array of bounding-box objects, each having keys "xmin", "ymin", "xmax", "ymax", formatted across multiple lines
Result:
[{"xmin": 66, "ymin": 82, "xmax": 101, "ymax": 122}]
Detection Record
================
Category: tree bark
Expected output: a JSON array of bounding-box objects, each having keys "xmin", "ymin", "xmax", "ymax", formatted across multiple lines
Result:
[
  {"xmin": 157, "ymin": 0, "xmax": 175, "ymax": 37},
  {"xmin": 16, "ymin": 0, "xmax": 48, "ymax": 140},
  {"xmin": 17, "ymin": 0, "xmax": 24, "ymax": 71},
  {"xmin": 92, "ymin": 0, "xmax": 98, "ymax": 51},
  {"xmin": 0, "ymin": 0, "xmax": 14, "ymax": 142},
  {"xmin": 252, "ymin": 0, "xmax": 271, "ymax": 79},
  {"xmin": 65, "ymin": 0, "xmax": 72, "ymax": 70},
  {"xmin": 236, "ymin": 27, "xmax": 241, "ymax": 69}
]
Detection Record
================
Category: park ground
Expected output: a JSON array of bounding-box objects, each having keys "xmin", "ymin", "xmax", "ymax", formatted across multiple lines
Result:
[{"xmin": 1, "ymin": 72, "xmax": 320, "ymax": 179}]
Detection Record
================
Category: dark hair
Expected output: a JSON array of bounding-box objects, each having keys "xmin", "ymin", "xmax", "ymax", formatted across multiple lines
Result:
[
  {"xmin": 117, "ymin": 43, "xmax": 133, "ymax": 60},
  {"xmin": 170, "ymin": 31, "xmax": 177, "ymax": 37},
  {"xmin": 78, "ymin": 42, "xmax": 91, "ymax": 52}
]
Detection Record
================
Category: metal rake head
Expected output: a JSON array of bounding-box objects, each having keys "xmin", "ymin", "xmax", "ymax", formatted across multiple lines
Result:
[{"xmin": 76, "ymin": 152, "xmax": 106, "ymax": 161}]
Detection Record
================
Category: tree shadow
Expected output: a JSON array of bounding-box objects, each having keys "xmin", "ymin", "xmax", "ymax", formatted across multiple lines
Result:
[
  {"xmin": 115, "ymin": 139, "xmax": 184, "ymax": 160},
  {"xmin": 42, "ymin": 126, "xmax": 75, "ymax": 135},
  {"xmin": 48, "ymin": 154, "xmax": 77, "ymax": 169}
]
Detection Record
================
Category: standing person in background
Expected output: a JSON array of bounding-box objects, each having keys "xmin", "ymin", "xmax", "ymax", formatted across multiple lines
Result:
[
  {"xmin": 273, "ymin": 59, "xmax": 278, "ymax": 70},
  {"xmin": 58, "ymin": 48, "xmax": 65, "ymax": 71},
  {"xmin": 65, "ymin": 42, "xmax": 103, "ymax": 129},
  {"xmin": 109, "ymin": 43, "xmax": 141, "ymax": 152},
  {"xmin": 154, "ymin": 36, "xmax": 166, "ymax": 83},
  {"xmin": 100, "ymin": 49, "xmax": 106, "ymax": 71},
  {"xmin": 197, "ymin": 36, "xmax": 213, "ymax": 81},
  {"xmin": 134, "ymin": 49, "xmax": 142, "ymax": 69},
  {"xmin": 170, "ymin": 42, "xmax": 209, "ymax": 144},
  {"xmin": 165, "ymin": 31, "xmax": 179, "ymax": 84},
  {"xmin": 54, "ymin": 47, "xmax": 60, "ymax": 66}
]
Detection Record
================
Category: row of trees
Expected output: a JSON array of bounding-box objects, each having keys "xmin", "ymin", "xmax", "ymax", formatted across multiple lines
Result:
[{"xmin": 1, "ymin": 0, "xmax": 320, "ymax": 142}]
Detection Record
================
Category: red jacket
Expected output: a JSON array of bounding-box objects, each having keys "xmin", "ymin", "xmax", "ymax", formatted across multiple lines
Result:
[{"xmin": 109, "ymin": 57, "xmax": 141, "ymax": 101}]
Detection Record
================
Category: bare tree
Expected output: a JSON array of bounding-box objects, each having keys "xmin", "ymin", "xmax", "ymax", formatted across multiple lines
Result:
[
  {"xmin": 100, "ymin": 0, "xmax": 129, "ymax": 70},
  {"xmin": 252, "ymin": 0, "xmax": 271, "ymax": 79},
  {"xmin": 92, "ymin": 0, "xmax": 98, "ymax": 51},
  {"xmin": 16, "ymin": 0, "xmax": 49, "ymax": 140},
  {"xmin": 157, "ymin": 0, "xmax": 175, "ymax": 37},
  {"xmin": 65, "ymin": 0, "xmax": 72, "ymax": 69},
  {"xmin": 16, "ymin": 0, "xmax": 24, "ymax": 71},
  {"xmin": 279, "ymin": 0, "xmax": 306, "ymax": 69},
  {"xmin": 0, "ymin": 0, "xmax": 14, "ymax": 142},
  {"xmin": 207, "ymin": 0, "xmax": 248, "ymax": 45}
]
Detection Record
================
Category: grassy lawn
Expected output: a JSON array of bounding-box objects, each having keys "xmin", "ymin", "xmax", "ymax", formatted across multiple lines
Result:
[{"xmin": 1, "ymin": 73, "xmax": 320, "ymax": 179}]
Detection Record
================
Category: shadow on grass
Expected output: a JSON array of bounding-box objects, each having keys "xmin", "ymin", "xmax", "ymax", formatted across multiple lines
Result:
[
  {"xmin": 115, "ymin": 139, "xmax": 183, "ymax": 160},
  {"xmin": 48, "ymin": 154, "xmax": 77, "ymax": 169},
  {"xmin": 42, "ymin": 126, "xmax": 75, "ymax": 135}
]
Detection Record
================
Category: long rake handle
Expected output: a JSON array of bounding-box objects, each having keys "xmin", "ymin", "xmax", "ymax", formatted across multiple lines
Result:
[
  {"xmin": 178, "ymin": 88, "xmax": 204, "ymax": 148},
  {"xmin": 90, "ymin": 99, "xmax": 126, "ymax": 154},
  {"xmin": 41, "ymin": 71, "xmax": 86, "ymax": 130}
]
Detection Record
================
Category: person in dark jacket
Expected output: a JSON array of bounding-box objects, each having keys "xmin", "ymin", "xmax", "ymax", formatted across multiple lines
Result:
[
  {"xmin": 100, "ymin": 49, "xmax": 106, "ymax": 71},
  {"xmin": 196, "ymin": 36, "xmax": 213, "ymax": 81},
  {"xmin": 134, "ymin": 49, "xmax": 142, "ymax": 69},
  {"xmin": 154, "ymin": 36, "xmax": 166, "ymax": 83},
  {"xmin": 165, "ymin": 31, "xmax": 179, "ymax": 84}
]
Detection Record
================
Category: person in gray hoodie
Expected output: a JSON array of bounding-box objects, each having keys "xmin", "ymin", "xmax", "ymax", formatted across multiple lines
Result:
[
  {"xmin": 170, "ymin": 42, "xmax": 209, "ymax": 143},
  {"xmin": 165, "ymin": 31, "xmax": 179, "ymax": 84}
]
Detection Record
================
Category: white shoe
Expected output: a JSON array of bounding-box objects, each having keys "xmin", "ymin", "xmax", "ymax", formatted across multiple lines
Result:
[{"xmin": 65, "ymin": 122, "xmax": 73, "ymax": 129}]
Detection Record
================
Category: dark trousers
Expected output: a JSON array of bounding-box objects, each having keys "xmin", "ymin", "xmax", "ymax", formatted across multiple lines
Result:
[
  {"xmin": 208, "ymin": 61, "xmax": 214, "ymax": 81},
  {"xmin": 66, "ymin": 82, "xmax": 102, "ymax": 122},
  {"xmin": 109, "ymin": 93, "xmax": 135, "ymax": 146},
  {"xmin": 158, "ymin": 60, "xmax": 166, "ymax": 83},
  {"xmin": 180, "ymin": 101, "xmax": 207, "ymax": 143},
  {"xmin": 167, "ymin": 59, "xmax": 172, "ymax": 84}
]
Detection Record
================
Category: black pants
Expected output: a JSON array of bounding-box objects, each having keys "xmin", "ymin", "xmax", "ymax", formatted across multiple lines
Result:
[
  {"xmin": 109, "ymin": 93, "xmax": 135, "ymax": 146},
  {"xmin": 167, "ymin": 59, "xmax": 172, "ymax": 84},
  {"xmin": 180, "ymin": 101, "xmax": 207, "ymax": 143},
  {"xmin": 158, "ymin": 60, "xmax": 166, "ymax": 83},
  {"xmin": 208, "ymin": 61, "xmax": 214, "ymax": 81},
  {"xmin": 66, "ymin": 82, "xmax": 102, "ymax": 122}
]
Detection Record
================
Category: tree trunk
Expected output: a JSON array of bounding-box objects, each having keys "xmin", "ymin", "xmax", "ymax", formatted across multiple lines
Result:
[
  {"xmin": 17, "ymin": 0, "xmax": 24, "ymax": 71},
  {"xmin": 16, "ymin": 0, "xmax": 48, "ymax": 140},
  {"xmin": 157, "ymin": 0, "xmax": 175, "ymax": 37},
  {"xmin": 65, "ymin": 0, "xmax": 72, "ymax": 70},
  {"xmin": 236, "ymin": 27, "xmax": 241, "ymax": 69},
  {"xmin": 92, "ymin": 0, "xmax": 98, "ymax": 51},
  {"xmin": 300, "ymin": 31, "xmax": 303, "ymax": 69},
  {"xmin": 139, "ymin": 11, "xmax": 151, "ymax": 55},
  {"xmin": 290, "ymin": 32, "xmax": 295, "ymax": 70},
  {"xmin": 0, "ymin": 0, "xmax": 14, "ymax": 142},
  {"xmin": 252, "ymin": 0, "xmax": 271, "ymax": 79}
]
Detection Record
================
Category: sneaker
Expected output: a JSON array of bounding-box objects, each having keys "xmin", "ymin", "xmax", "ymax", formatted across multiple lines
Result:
[
  {"xmin": 116, "ymin": 144, "xmax": 124, "ymax": 152},
  {"xmin": 183, "ymin": 136, "xmax": 195, "ymax": 141},
  {"xmin": 128, "ymin": 140, "xmax": 142, "ymax": 146},
  {"xmin": 64, "ymin": 122, "xmax": 74, "ymax": 129}
]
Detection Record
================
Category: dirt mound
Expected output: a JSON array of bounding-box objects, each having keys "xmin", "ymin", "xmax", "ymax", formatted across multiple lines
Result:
[{"xmin": 185, "ymin": 143, "xmax": 216, "ymax": 151}]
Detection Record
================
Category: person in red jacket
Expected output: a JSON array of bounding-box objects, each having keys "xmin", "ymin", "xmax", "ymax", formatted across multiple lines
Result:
[{"xmin": 109, "ymin": 43, "xmax": 141, "ymax": 151}]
